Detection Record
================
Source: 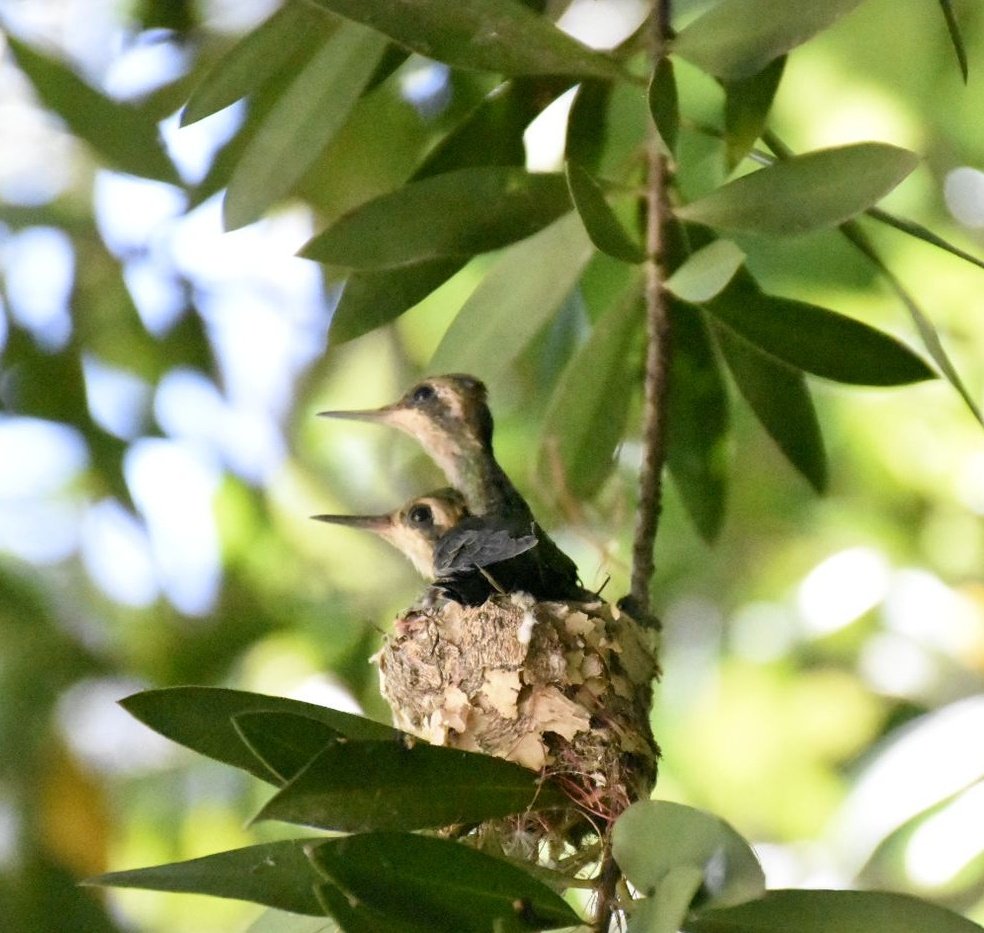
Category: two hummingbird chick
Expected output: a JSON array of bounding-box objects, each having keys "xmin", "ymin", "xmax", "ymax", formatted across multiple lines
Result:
[{"xmin": 314, "ymin": 374, "xmax": 589, "ymax": 606}]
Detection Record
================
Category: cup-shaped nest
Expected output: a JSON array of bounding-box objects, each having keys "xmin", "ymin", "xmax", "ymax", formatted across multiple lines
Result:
[{"xmin": 374, "ymin": 593, "xmax": 660, "ymax": 834}]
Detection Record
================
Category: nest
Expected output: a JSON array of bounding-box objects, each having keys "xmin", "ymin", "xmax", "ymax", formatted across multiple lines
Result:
[{"xmin": 374, "ymin": 593, "xmax": 660, "ymax": 838}]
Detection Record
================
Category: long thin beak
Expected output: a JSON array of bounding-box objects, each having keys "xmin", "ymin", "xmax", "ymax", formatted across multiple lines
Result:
[
  {"xmin": 310, "ymin": 513, "xmax": 392, "ymax": 534},
  {"xmin": 317, "ymin": 405, "xmax": 400, "ymax": 424}
]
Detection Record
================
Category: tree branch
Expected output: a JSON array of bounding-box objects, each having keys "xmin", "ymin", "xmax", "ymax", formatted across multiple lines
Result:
[{"xmin": 627, "ymin": 0, "xmax": 673, "ymax": 624}]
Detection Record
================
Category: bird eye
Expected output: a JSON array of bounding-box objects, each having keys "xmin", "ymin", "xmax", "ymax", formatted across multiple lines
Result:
[
  {"xmin": 407, "ymin": 505, "xmax": 433, "ymax": 526},
  {"xmin": 410, "ymin": 383, "xmax": 435, "ymax": 404}
]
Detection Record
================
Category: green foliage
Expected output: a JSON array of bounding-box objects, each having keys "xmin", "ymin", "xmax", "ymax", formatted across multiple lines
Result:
[
  {"xmin": 672, "ymin": 0, "xmax": 868, "ymax": 79},
  {"xmin": 613, "ymin": 801, "xmax": 766, "ymax": 912},
  {"xmin": 306, "ymin": 832, "xmax": 581, "ymax": 931},
  {"xmin": 428, "ymin": 211, "xmax": 594, "ymax": 380},
  {"xmin": 566, "ymin": 160, "xmax": 647, "ymax": 263},
  {"xmin": 92, "ymin": 692, "xmax": 581, "ymax": 928},
  {"xmin": 90, "ymin": 841, "xmax": 327, "ymax": 916},
  {"xmin": 301, "ymin": 167, "xmax": 573, "ymax": 268},
  {"xmin": 223, "ymin": 23, "xmax": 388, "ymax": 229},
  {"xmin": 5, "ymin": 35, "xmax": 178, "ymax": 183},
  {"xmin": 683, "ymin": 889, "xmax": 984, "ymax": 933},
  {"xmin": 252, "ymin": 740, "xmax": 566, "ymax": 832},
  {"xmin": 3, "ymin": 0, "xmax": 984, "ymax": 930},
  {"xmin": 304, "ymin": 0, "xmax": 623, "ymax": 78},
  {"xmin": 675, "ymin": 143, "xmax": 919, "ymax": 235}
]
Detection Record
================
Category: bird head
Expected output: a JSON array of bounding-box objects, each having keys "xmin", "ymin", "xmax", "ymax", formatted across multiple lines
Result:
[
  {"xmin": 312, "ymin": 488, "xmax": 468, "ymax": 579},
  {"xmin": 318, "ymin": 374, "xmax": 494, "ymax": 463}
]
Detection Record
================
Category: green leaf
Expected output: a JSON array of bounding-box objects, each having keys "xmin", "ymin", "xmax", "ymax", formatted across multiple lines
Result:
[
  {"xmin": 537, "ymin": 278, "xmax": 643, "ymax": 499},
  {"xmin": 683, "ymin": 889, "xmax": 984, "ymax": 933},
  {"xmin": 723, "ymin": 57, "xmax": 785, "ymax": 169},
  {"xmin": 648, "ymin": 56, "xmax": 680, "ymax": 156},
  {"xmin": 416, "ymin": 77, "xmax": 567, "ymax": 180},
  {"xmin": 233, "ymin": 712, "xmax": 345, "ymax": 784},
  {"xmin": 937, "ymin": 0, "xmax": 969, "ymax": 83},
  {"xmin": 566, "ymin": 80, "xmax": 611, "ymax": 173},
  {"xmin": 315, "ymin": 882, "xmax": 435, "ymax": 933},
  {"xmin": 301, "ymin": 167, "xmax": 572, "ymax": 269},
  {"xmin": 714, "ymin": 326, "xmax": 828, "ymax": 492},
  {"xmin": 246, "ymin": 909, "xmax": 340, "ymax": 933},
  {"xmin": 676, "ymin": 143, "xmax": 919, "ymax": 235},
  {"xmin": 703, "ymin": 273, "xmax": 935, "ymax": 385},
  {"xmin": 306, "ymin": 832, "xmax": 582, "ymax": 932},
  {"xmin": 305, "ymin": 0, "xmax": 622, "ymax": 79},
  {"xmin": 866, "ymin": 207, "xmax": 984, "ymax": 272},
  {"xmin": 613, "ymin": 801, "xmax": 765, "ymax": 912},
  {"xmin": 841, "ymin": 221, "xmax": 984, "ymax": 426},
  {"xmin": 224, "ymin": 23, "xmax": 388, "ymax": 230},
  {"xmin": 87, "ymin": 841, "xmax": 325, "ymax": 916},
  {"xmin": 566, "ymin": 161, "xmax": 646, "ymax": 263},
  {"xmin": 666, "ymin": 304, "xmax": 730, "ymax": 542},
  {"xmin": 5, "ymin": 35, "xmax": 178, "ymax": 184},
  {"xmin": 672, "ymin": 0, "xmax": 868, "ymax": 80},
  {"xmin": 254, "ymin": 739, "xmax": 565, "ymax": 832},
  {"xmin": 330, "ymin": 259, "xmax": 466, "ymax": 344},
  {"xmin": 181, "ymin": 1, "xmax": 337, "ymax": 126},
  {"xmin": 120, "ymin": 687, "xmax": 397, "ymax": 785},
  {"xmin": 629, "ymin": 867, "xmax": 706, "ymax": 933},
  {"xmin": 665, "ymin": 240, "xmax": 745, "ymax": 302},
  {"xmin": 428, "ymin": 211, "xmax": 594, "ymax": 382}
]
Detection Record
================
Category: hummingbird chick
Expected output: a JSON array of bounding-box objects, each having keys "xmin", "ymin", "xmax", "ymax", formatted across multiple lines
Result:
[
  {"xmin": 312, "ymin": 488, "xmax": 538, "ymax": 606},
  {"xmin": 319, "ymin": 375, "xmax": 590, "ymax": 602}
]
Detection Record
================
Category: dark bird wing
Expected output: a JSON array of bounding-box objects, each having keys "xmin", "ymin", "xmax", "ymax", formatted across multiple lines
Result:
[{"xmin": 432, "ymin": 518, "xmax": 537, "ymax": 578}]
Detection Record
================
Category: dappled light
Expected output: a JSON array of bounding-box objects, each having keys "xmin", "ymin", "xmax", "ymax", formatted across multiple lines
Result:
[{"xmin": 1, "ymin": 0, "xmax": 983, "ymax": 930}]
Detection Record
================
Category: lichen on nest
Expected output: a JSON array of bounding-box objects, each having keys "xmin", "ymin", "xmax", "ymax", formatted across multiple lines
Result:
[{"xmin": 374, "ymin": 592, "xmax": 660, "ymax": 828}]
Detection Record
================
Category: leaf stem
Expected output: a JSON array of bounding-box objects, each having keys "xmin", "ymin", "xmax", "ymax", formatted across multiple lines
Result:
[{"xmin": 625, "ymin": 0, "xmax": 673, "ymax": 625}]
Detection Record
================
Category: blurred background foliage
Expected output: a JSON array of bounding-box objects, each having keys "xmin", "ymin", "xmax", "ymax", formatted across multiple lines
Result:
[{"xmin": 0, "ymin": 0, "xmax": 983, "ymax": 930}]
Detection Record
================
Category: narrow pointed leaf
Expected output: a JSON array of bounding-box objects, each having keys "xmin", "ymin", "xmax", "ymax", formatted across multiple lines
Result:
[
  {"xmin": 937, "ymin": 0, "xmax": 969, "ymax": 83},
  {"xmin": 255, "ymin": 740, "xmax": 565, "ymax": 832},
  {"xmin": 330, "ymin": 259, "xmax": 466, "ymax": 344},
  {"xmin": 5, "ymin": 35, "xmax": 178, "ymax": 184},
  {"xmin": 305, "ymin": 0, "xmax": 622, "ymax": 79},
  {"xmin": 842, "ymin": 221, "xmax": 984, "ymax": 425},
  {"xmin": 648, "ymin": 57, "xmax": 680, "ymax": 156},
  {"xmin": 302, "ymin": 167, "xmax": 572, "ymax": 269},
  {"xmin": 666, "ymin": 304, "xmax": 730, "ymax": 542},
  {"xmin": 233, "ymin": 712, "xmax": 345, "ymax": 784},
  {"xmin": 703, "ymin": 273, "xmax": 935, "ymax": 385},
  {"xmin": 866, "ymin": 207, "xmax": 984, "ymax": 272},
  {"xmin": 566, "ymin": 80, "xmax": 611, "ymax": 173},
  {"xmin": 683, "ymin": 889, "xmax": 984, "ymax": 933},
  {"xmin": 181, "ymin": 2, "xmax": 337, "ymax": 126},
  {"xmin": 665, "ymin": 240, "xmax": 745, "ymax": 303},
  {"xmin": 87, "ymin": 841, "xmax": 325, "ymax": 916},
  {"xmin": 614, "ymin": 801, "xmax": 765, "ymax": 912},
  {"xmin": 566, "ymin": 161, "xmax": 645, "ymax": 263},
  {"xmin": 673, "ymin": 0, "xmax": 867, "ymax": 80},
  {"xmin": 676, "ymin": 144, "xmax": 919, "ymax": 236},
  {"xmin": 120, "ymin": 687, "xmax": 397, "ymax": 784},
  {"xmin": 306, "ymin": 832, "xmax": 582, "ymax": 931},
  {"xmin": 429, "ymin": 211, "xmax": 594, "ymax": 381},
  {"xmin": 415, "ymin": 78, "xmax": 558, "ymax": 180},
  {"xmin": 714, "ymin": 325, "xmax": 827, "ymax": 491},
  {"xmin": 224, "ymin": 24, "xmax": 388, "ymax": 230},
  {"xmin": 538, "ymin": 278, "xmax": 643, "ymax": 499},
  {"xmin": 723, "ymin": 57, "xmax": 785, "ymax": 169},
  {"xmin": 315, "ymin": 882, "xmax": 434, "ymax": 933}
]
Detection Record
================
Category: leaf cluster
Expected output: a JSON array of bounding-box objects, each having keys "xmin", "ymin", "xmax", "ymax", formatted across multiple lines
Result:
[{"xmin": 91, "ymin": 688, "xmax": 983, "ymax": 933}]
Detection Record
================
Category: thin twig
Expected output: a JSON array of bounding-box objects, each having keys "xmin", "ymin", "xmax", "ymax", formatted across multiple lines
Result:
[
  {"xmin": 592, "ymin": 836, "xmax": 622, "ymax": 933},
  {"xmin": 626, "ymin": 0, "xmax": 673, "ymax": 624}
]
